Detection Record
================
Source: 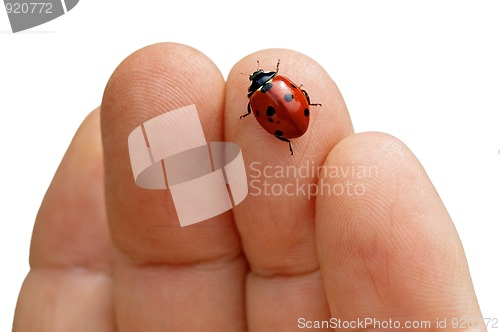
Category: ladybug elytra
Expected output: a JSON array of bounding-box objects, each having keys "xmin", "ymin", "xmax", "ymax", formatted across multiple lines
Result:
[{"xmin": 240, "ymin": 60, "xmax": 320, "ymax": 155}]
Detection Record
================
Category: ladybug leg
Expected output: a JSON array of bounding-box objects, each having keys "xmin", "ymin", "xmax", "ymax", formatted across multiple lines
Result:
[
  {"xmin": 240, "ymin": 102, "xmax": 252, "ymax": 119},
  {"xmin": 275, "ymin": 135, "xmax": 294, "ymax": 155},
  {"xmin": 301, "ymin": 88, "xmax": 322, "ymax": 106}
]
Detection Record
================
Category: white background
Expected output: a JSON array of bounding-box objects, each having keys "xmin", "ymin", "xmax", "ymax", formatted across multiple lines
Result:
[{"xmin": 1, "ymin": 0, "xmax": 499, "ymax": 329}]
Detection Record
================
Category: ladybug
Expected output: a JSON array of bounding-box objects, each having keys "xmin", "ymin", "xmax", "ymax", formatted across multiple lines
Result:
[{"xmin": 240, "ymin": 60, "xmax": 320, "ymax": 155}]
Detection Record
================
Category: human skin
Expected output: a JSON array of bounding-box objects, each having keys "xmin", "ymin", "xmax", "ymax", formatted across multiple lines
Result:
[{"xmin": 13, "ymin": 43, "xmax": 485, "ymax": 331}]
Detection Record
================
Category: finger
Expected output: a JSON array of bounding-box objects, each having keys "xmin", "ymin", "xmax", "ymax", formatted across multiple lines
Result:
[
  {"xmin": 317, "ymin": 132, "xmax": 484, "ymax": 331},
  {"xmin": 225, "ymin": 49, "xmax": 354, "ymax": 330},
  {"xmin": 101, "ymin": 43, "xmax": 246, "ymax": 331},
  {"xmin": 13, "ymin": 109, "xmax": 114, "ymax": 331}
]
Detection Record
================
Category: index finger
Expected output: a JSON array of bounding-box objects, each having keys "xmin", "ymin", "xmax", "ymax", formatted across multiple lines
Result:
[{"xmin": 101, "ymin": 43, "xmax": 246, "ymax": 331}]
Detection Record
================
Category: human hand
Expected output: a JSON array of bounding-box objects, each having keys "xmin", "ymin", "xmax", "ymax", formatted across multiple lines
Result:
[{"xmin": 13, "ymin": 43, "xmax": 485, "ymax": 331}]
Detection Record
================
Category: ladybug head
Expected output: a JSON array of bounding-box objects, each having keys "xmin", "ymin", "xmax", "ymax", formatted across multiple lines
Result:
[{"xmin": 247, "ymin": 69, "xmax": 277, "ymax": 98}]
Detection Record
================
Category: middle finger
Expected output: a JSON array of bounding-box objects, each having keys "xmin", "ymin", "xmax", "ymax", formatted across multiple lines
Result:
[{"xmin": 225, "ymin": 49, "xmax": 353, "ymax": 330}]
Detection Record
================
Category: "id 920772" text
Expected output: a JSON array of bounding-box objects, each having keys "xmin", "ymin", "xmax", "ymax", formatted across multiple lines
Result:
[{"xmin": 5, "ymin": 2, "xmax": 53, "ymax": 14}]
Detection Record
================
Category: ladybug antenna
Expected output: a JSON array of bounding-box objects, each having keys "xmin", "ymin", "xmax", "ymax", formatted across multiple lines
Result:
[
  {"xmin": 256, "ymin": 60, "xmax": 260, "ymax": 71},
  {"xmin": 240, "ymin": 72, "xmax": 253, "ymax": 80},
  {"xmin": 276, "ymin": 59, "xmax": 280, "ymax": 73}
]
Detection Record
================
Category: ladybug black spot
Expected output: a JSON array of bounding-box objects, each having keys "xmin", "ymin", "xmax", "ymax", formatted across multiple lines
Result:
[
  {"xmin": 255, "ymin": 110, "xmax": 260, "ymax": 117},
  {"xmin": 275, "ymin": 130, "xmax": 284, "ymax": 137},
  {"xmin": 266, "ymin": 106, "xmax": 276, "ymax": 117},
  {"xmin": 262, "ymin": 82, "xmax": 273, "ymax": 93},
  {"xmin": 284, "ymin": 94, "xmax": 294, "ymax": 102},
  {"xmin": 268, "ymin": 117, "xmax": 274, "ymax": 123},
  {"xmin": 304, "ymin": 108, "xmax": 310, "ymax": 117}
]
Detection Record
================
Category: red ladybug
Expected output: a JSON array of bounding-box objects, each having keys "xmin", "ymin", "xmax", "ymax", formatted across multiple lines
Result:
[{"xmin": 240, "ymin": 60, "xmax": 320, "ymax": 155}]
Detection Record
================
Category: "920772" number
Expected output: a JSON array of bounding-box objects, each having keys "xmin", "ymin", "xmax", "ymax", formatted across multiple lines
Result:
[{"xmin": 5, "ymin": 2, "xmax": 53, "ymax": 14}]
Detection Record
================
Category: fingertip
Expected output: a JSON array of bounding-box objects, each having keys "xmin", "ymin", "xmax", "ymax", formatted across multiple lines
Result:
[
  {"xmin": 31, "ymin": 107, "xmax": 110, "ymax": 269},
  {"xmin": 102, "ymin": 42, "xmax": 225, "ymax": 145},
  {"xmin": 317, "ymin": 131, "xmax": 482, "ymax": 321},
  {"xmin": 226, "ymin": 48, "xmax": 353, "ymax": 161},
  {"xmin": 100, "ymin": 42, "xmax": 237, "ymax": 264}
]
